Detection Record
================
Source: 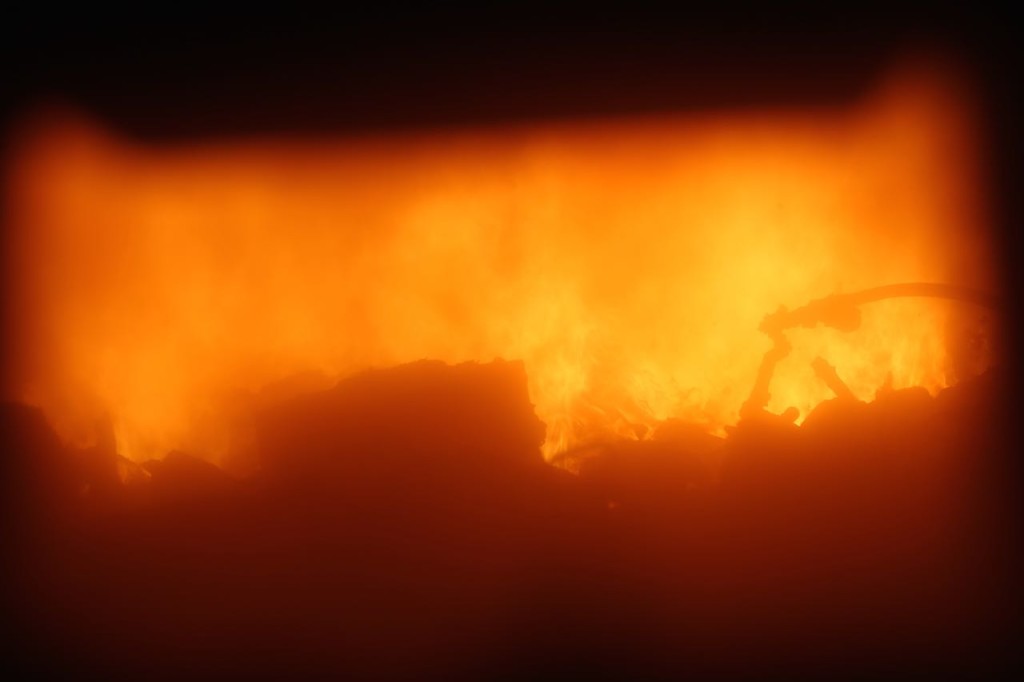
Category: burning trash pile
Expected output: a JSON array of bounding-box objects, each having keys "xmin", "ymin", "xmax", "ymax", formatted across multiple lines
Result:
[
  {"xmin": 3, "ymin": 61, "xmax": 999, "ymax": 468},
  {"xmin": 2, "ymin": 304, "xmax": 1015, "ymax": 679},
  {"xmin": 2, "ymin": 57, "xmax": 1016, "ymax": 679}
]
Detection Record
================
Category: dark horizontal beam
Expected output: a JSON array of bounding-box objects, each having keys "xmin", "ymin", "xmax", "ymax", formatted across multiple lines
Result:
[{"xmin": 4, "ymin": 7, "xmax": 1012, "ymax": 139}]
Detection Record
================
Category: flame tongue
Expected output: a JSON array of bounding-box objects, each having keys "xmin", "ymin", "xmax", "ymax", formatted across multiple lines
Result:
[{"xmin": 3, "ymin": 60, "xmax": 997, "ymax": 466}]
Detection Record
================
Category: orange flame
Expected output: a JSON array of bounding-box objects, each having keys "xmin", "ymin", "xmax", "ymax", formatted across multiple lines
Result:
[{"xmin": 2, "ymin": 59, "xmax": 998, "ymax": 468}]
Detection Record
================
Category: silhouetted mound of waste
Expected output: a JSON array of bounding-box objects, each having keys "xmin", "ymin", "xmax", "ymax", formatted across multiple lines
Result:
[
  {"xmin": 257, "ymin": 358, "xmax": 548, "ymax": 483},
  {"xmin": 562, "ymin": 368, "xmax": 1017, "ymax": 678},
  {"xmin": 0, "ymin": 364, "xmax": 1017, "ymax": 680},
  {"xmin": 0, "ymin": 402, "xmax": 77, "ymax": 526},
  {"xmin": 3, "ymin": 360, "xmax": 605, "ymax": 680},
  {"xmin": 714, "ymin": 369, "xmax": 1016, "ymax": 677}
]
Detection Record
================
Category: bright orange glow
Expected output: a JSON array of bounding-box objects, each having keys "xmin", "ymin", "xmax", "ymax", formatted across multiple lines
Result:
[{"xmin": 2, "ymin": 60, "xmax": 999, "ymax": 468}]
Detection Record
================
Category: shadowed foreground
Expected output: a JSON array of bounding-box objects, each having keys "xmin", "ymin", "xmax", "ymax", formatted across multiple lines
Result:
[{"xmin": 2, "ymin": 359, "xmax": 1019, "ymax": 680}]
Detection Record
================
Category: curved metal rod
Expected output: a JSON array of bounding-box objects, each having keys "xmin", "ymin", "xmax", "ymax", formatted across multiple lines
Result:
[
  {"xmin": 742, "ymin": 282, "xmax": 1001, "ymax": 420},
  {"xmin": 760, "ymin": 282, "xmax": 1001, "ymax": 337}
]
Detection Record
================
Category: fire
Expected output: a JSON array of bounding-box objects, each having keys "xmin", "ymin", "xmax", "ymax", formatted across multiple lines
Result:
[{"xmin": 2, "ymin": 59, "xmax": 998, "ymax": 468}]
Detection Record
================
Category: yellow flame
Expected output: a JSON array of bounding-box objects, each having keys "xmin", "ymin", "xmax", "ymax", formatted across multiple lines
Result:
[{"xmin": 2, "ymin": 59, "xmax": 997, "ymax": 467}]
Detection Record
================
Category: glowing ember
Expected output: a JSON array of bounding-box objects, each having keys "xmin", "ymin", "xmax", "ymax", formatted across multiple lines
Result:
[{"xmin": 2, "ymin": 59, "xmax": 998, "ymax": 467}]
